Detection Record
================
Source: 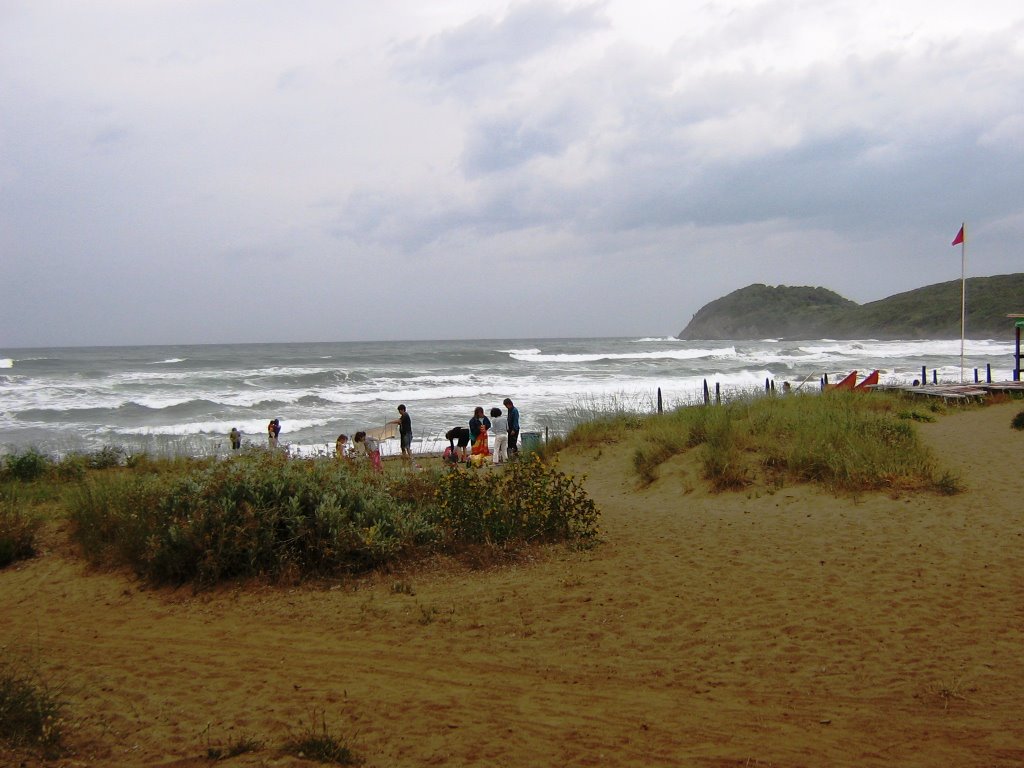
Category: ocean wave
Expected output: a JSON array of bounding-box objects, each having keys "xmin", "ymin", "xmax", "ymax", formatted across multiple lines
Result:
[
  {"xmin": 509, "ymin": 347, "xmax": 737, "ymax": 363},
  {"xmin": 498, "ymin": 348, "xmax": 542, "ymax": 356},
  {"xmin": 148, "ymin": 358, "xmax": 188, "ymax": 365},
  {"xmin": 115, "ymin": 417, "xmax": 331, "ymax": 437},
  {"xmin": 797, "ymin": 339, "xmax": 1015, "ymax": 359},
  {"xmin": 633, "ymin": 337, "xmax": 681, "ymax": 343},
  {"xmin": 0, "ymin": 358, "xmax": 12, "ymax": 369}
]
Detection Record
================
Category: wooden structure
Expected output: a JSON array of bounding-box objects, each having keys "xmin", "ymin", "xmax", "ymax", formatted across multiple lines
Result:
[{"xmin": 1010, "ymin": 314, "xmax": 1024, "ymax": 381}]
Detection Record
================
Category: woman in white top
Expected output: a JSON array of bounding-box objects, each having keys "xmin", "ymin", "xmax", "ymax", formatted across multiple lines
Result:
[{"xmin": 489, "ymin": 407, "xmax": 508, "ymax": 464}]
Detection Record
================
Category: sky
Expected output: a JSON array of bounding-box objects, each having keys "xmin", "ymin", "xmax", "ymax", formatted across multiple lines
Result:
[{"xmin": 2, "ymin": 0, "xmax": 1023, "ymax": 347}]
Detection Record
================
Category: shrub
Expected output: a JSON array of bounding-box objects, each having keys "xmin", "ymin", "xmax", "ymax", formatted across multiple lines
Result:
[
  {"xmin": 3, "ymin": 448, "xmax": 50, "ymax": 482},
  {"xmin": 69, "ymin": 451, "xmax": 598, "ymax": 586},
  {"xmin": 1012, "ymin": 410, "xmax": 1024, "ymax": 431},
  {"xmin": 54, "ymin": 454, "xmax": 88, "ymax": 482},
  {"xmin": 70, "ymin": 452, "xmax": 424, "ymax": 585},
  {"xmin": 87, "ymin": 445, "xmax": 126, "ymax": 469},
  {"xmin": 432, "ymin": 455, "xmax": 599, "ymax": 547},
  {"xmin": 0, "ymin": 493, "xmax": 42, "ymax": 568},
  {"xmin": 0, "ymin": 662, "xmax": 64, "ymax": 756}
]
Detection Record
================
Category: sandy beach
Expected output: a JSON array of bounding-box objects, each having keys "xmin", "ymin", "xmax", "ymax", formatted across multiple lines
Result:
[{"xmin": 2, "ymin": 399, "xmax": 1023, "ymax": 767}]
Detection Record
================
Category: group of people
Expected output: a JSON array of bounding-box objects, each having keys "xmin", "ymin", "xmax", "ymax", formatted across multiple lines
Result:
[
  {"xmin": 228, "ymin": 399, "xmax": 521, "ymax": 472},
  {"xmin": 333, "ymin": 403, "xmax": 414, "ymax": 472},
  {"xmin": 444, "ymin": 398, "xmax": 520, "ymax": 467}
]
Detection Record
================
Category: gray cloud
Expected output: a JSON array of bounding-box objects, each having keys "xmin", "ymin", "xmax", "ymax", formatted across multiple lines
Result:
[{"xmin": 2, "ymin": 1, "xmax": 1023, "ymax": 346}]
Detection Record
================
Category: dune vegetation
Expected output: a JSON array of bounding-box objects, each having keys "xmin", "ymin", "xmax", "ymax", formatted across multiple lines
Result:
[{"xmin": 547, "ymin": 389, "xmax": 963, "ymax": 495}]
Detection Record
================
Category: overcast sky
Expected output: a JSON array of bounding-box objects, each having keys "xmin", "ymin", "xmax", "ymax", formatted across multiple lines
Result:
[{"xmin": 2, "ymin": 0, "xmax": 1022, "ymax": 347}]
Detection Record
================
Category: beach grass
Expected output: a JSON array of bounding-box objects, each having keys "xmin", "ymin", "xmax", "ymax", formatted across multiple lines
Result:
[
  {"xmin": 0, "ymin": 490, "xmax": 43, "ymax": 569},
  {"xmin": 281, "ymin": 709, "xmax": 358, "ymax": 765},
  {"xmin": 559, "ymin": 390, "xmax": 963, "ymax": 494},
  {"xmin": 0, "ymin": 660, "xmax": 65, "ymax": 757}
]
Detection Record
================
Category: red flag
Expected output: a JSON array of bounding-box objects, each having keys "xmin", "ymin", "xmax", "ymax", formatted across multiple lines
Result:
[{"xmin": 951, "ymin": 224, "xmax": 964, "ymax": 246}]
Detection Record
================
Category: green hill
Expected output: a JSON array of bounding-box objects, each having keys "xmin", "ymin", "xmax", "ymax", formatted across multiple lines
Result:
[{"xmin": 678, "ymin": 274, "xmax": 1024, "ymax": 340}]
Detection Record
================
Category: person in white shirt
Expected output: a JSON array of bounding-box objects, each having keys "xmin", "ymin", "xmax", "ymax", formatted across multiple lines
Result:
[{"xmin": 489, "ymin": 407, "xmax": 509, "ymax": 464}]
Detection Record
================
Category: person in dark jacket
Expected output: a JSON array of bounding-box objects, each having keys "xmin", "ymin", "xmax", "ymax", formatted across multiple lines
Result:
[{"xmin": 503, "ymin": 398, "xmax": 520, "ymax": 457}]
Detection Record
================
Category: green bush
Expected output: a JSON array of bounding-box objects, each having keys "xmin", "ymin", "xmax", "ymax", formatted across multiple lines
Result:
[
  {"xmin": 0, "ymin": 493, "xmax": 42, "ymax": 568},
  {"xmin": 71, "ymin": 452, "xmax": 423, "ymax": 585},
  {"xmin": 432, "ymin": 455, "xmax": 599, "ymax": 546},
  {"xmin": 1012, "ymin": 409, "xmax": 1024, "ymax": 431},
  {"xmin": 54, "ymin": 454, "xmax": 88, "ymax": 482},
  {"xmin": 70, "ymin": 451, "xmax": 599, "ymax": 586},
  {"xmin": 3, "ymin": 448, "xmax": 50, "ymax": 482},
  {"xmin": 0, "ymin": 662, "xmax": 64, "ymax": 756},
  {"xmin": 87, "ymin": 444, "xmax": 126, "ymax": 469}
]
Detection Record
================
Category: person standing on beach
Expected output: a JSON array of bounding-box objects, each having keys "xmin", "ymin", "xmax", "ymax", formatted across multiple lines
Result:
[
  {"xmin": 469, "ymin": 406, "xmax": 491, "ymax": 445},
  {"xmin": 389, "ymin": 404, "xmax": 413, "ymax": 464},
  {"xmin": 469, "ymin": 406, "xmax": 491, "ymax": 462},
  {"xmin": 268, "ymin": 418, "xmax": 281, "ymax": 448},
  {"xmin": 229, "ymin": 427, "xmax": 242, "ymax": 450},
  {"xmin": 503, "ymin": 398, "xmax": 520, "ymax": 457},
  {"xmin": 489, "ymin": 407, "xmax": 508, "ymax": 464}
]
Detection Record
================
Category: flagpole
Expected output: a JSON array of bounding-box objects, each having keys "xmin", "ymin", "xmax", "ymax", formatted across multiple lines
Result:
[{"xmin": 960, "ymin": 222, "xmax": 966, "ymax": 383}]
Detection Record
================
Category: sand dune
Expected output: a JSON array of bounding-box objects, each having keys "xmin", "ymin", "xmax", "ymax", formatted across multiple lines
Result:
[{"xmin": 3, "ymin": 400, "xmax": 1023, "ymax": 767}]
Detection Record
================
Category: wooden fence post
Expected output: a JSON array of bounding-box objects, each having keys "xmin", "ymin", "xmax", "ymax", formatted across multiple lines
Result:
[
  {"xmin": 657, "ymin": 387, "xmax": 663, "ymax": 414},
  {"xmin": 703, "ymin": 379, "xmax": 710, "ymax": 405}
]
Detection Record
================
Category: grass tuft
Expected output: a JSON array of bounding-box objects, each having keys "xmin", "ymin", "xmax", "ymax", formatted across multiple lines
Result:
[
  {"xmin": 0, "ymin": 491, "xmax": 43, "ymax": 568},
  {"xmin": 0, "ymin": 661, "xmax": 65, "ymax": 756},
  {"xmin": 281, "ymin": 709, "xmax": 358, "ymax": 765}
]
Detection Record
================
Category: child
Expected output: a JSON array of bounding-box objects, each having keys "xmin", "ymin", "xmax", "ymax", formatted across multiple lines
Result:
[
  {"xmin": 354, "ymin": 431, "xmax": 382, "ymax": 472},
  {"xmin": 489, "ymin": 407, "xmax": 508, "ymax": 464},
  {"xmin": 335, "ymin": 434, "xmax": 350, "ymax": 460}
]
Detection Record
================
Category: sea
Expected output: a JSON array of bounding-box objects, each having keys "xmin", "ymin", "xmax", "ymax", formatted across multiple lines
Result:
[{"xmin": 0, "ymin": 337, "xmax": 1017, "ymax": 458}]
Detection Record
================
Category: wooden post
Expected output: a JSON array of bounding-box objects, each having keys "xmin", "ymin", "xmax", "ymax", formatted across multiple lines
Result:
[
  {"xmin": 715, "ymin": 382, "xmax": 721, "ymax": 405},
  {"xmin": 921, "ymin": 365, "xmax": 927, "ymax": 384},
  {"xmin": 987, "ymin": 363, "xmax": 992, "ymax": 383},
  {"xmin": 974, "ymin": 368, "xmax": 979, "ymax": 383},
  {"xmin": 703, "ymin": 379, "xmax": 710, "ymax": 405},
  {"xmin": 657, "ymin": 387, "xmax": 663, "ymax": 414},
  {"xmin": 932, "ymin": 369, "xmax": 938, "ymax": 384}
]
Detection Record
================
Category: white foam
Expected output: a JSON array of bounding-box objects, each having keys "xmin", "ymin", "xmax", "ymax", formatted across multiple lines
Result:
[
  {"xmin": 509, "ymin": 347, "xmax": 737, "ymax": 363},
  {"xmin": 115, "ymin": 417, "xmax": 330, "ymax": 437},
  {"xmin": 0, "ymin": 358, "xmax": 13, "ymax": 369}
]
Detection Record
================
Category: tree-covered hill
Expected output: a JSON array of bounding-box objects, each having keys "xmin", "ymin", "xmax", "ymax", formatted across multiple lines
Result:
[{"xmin": 678, "ymin": 274, "xmax": 1024, "ymax": 340}]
